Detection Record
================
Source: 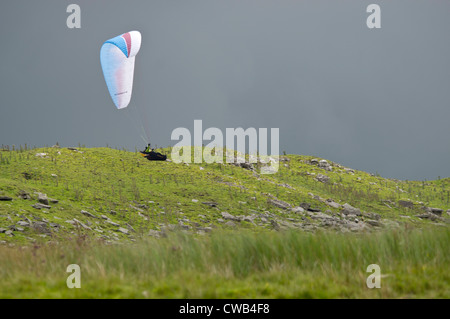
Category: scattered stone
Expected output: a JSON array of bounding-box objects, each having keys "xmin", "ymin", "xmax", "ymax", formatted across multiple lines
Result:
[
  {"xmin": 101, "ymin": 215, "xmax": 109, "ymax": 220},
  {"xmin": 415, "ymin": 213, "xmax": 440, "ymax": 221},
  {"xmin": 291, "ymin": 206, "xmax": 305, "ymax": 214},
  {"xmin": 81, "ymin": 210, "xmax": 97, "ymax": 218},
  {"xmin": 32, "ymin": 203, "xmax": 51, "ymax": 210},
  {"xmin": 430, "ymin": 208, "xmax": 443, "ymax": 216},
  {"xmin": 202, "ymin": 202, "xmax": 218, "ymax": 207},
  {"xmin": 270, "ymin": 220, "xmax": 281, "ymax": 231},
  {"xmin": 31, "ymin": 221, "xmax": 51, "ymax": 234},
  {"xmin": 363, "ymin": 212, "xmax": 381, "ymax": 220},
  {"xmin": 325, "ymin": 199, "xmax": 341, "ymax": 209},
  {"xmin": 267, "ymin": 198, "xmax": 291, "ymax": 210},
  {"xmin": 224, "ymin": 221, "xmax": 236, "ymax": 227},
  {"xmin": 37, "ymin": 193, "xmax": 49, "ymax": 205},
  {"xmin": 192, "ymin": 199, "xmax": 198, "ymax": 203},
  {"xmin": 315, "ymin": 174, "xmax": 330, "ymax": 183},
  {"xmin": 318, "ymin": 160, "xmax": 332, "ymax": 171},
  {"xmin": 366, "ymin": 220, "xmax": 383, "ymax": 227},
  {"xmin": 398, "ymin": 200, "xmax": 414, "ymax": 209},
  {"xmin": 18, "ymin": 190, "xmax": 31, "ymax": 200},
  {"xmin": 126, "ymin": 223, "xmax": 136, "ymax": 232},
  {"xmin": 221, "ymin": 212, "xmax": 241, "ymax": 222},
  {"xmin": 0, "ymin": 196, "xmax": 12, "ymax": 201},
  {"xmin": 17, "ymin": 221, "xmax": 30, "ymax": 227},
  {"xmin": 148, "ymin": 229, "xmax": 162, "ymax": 238},
  {"xmin": 73, "ymin": 218, "xmax": 92, "ymax": 230},
  {"xmin": 35, "ymin": 153, "xmax": 47, "ymax": 158},
  {"xmin": 0, "ymin": 228, "xmax": 7, "ymax": 233},
  {"xmin": 106, "ymin": 220, "xmax": 120, "ymax": 227},
  {"xmin": 117, "ymin": 227, "xmax": 129, "ymax": 235},
  {"xmin": 341, "ymin": 203, "xmax": 362, "ymax": 216}
]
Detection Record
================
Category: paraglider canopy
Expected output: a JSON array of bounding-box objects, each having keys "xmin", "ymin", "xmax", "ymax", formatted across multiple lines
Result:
[{"xmin": 100, "ymin": 31, "xmax": 141, "ymax": 109}]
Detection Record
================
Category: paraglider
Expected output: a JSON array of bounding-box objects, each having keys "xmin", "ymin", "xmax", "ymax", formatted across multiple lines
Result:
[
  {"xmin": 100, "ymin": 31, "xmax": 166, "ymax": 161},
  {"xmin": 100, "ymin": 30, "xmax": 141, "ymax": 109}
]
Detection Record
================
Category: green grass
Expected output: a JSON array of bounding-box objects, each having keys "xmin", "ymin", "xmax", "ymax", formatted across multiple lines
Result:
[
  {"xmin": 0, "ymin": 227, "xmax": 448, "ymax": 298},
  {"xmin": 0, "ymin": 145, "xmax": 448, "ymax": 298}
]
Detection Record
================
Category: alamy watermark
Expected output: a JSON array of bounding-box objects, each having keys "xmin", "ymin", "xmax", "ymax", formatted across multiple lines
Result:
[
  {"xmin": 366, "ymin": 264, "xmax": 381, "ymax": 288},
  {"xmin": 171, "ymin": 120, "xmax": 280, "ymax": 174},
  {"xmin": 66, "ymin": 264, "xmax": 81, "ymax": 288}
]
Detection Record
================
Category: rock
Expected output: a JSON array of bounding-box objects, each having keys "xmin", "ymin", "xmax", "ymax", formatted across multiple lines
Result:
[
  {"xmin": 192, "ymin": 199, "xmax": 198, "ymax": 203},
  {"xmin": 308, "ymin": 211, "xmax": 335, "ymax": 220},
  {"xmin": 18, "ymin": 190, "xmax": 31, "ymax": 200},
  {"xmin": 221, "ymin": 212, "xmax": 241, "ymax": 222},
  {"xmin": 31, "ymin": 221, "xmax": 51, "ymax": 234},
  {"xmin": 398, "ymin": 200, "xmax": 414, "ymax": 208},
  {"xmin": 310, "ymin": 159, "xmax": 319, "ymax": 165},
  {"xmin": 67, "ymin": 147, "xmax": 78, "ymax": 151},
  {"xmin": 32, "ymin": 203, "xmax": 51, "ymax": 210},
  {"xmin": 366, "ymin": 220, "xmax": 383, "ymax": 227},
  {"xmin": 17, "ymin": 221, "xmax": 30, "ymax": 227},
  {"xmin": 315, "ymin": 174, "xmax": 330, "ymax": 183},
  {"xmin": 101, "ymin": 215, "xmax": 109, "ymax": 220},
  {"xmin": 81, "ymin": 210, "xmax": 97, "ymax": 218},
  {"xmin": 117, "ymin": 227, "xmax": 129, "ymax": 235},
  {"xmin": 148, "ymin": 229, "xmax": 162, "ymax": 238},
  {"xmin": 106, "ymin": 220, "xmax": 120, "ymax": 227},
  {"xmin": 430, "ymin": 208, "xmax": 443, "ymax": 216},
  {"xmin": 37, "ymin": 193, "xmax": 49, "ymax": 205},
  {"xmin": 363, "ymin": 212, "xmax": 381, "ymax": 220},
  {"xmin": 318, "ymin": 160, "xmax": 332, "ymax": 171},
  {"xmin": 73, "ymin": 218, "xmax": 92, "ymax": 230},
  {"xmin": 267, "ymin": 198, "xmax": 291, "ymax": 210},
  {"xmin": 270, "ymin": 220, "xmax": 281, "ymax": 231},
  {"xmin": 35, "ymin": 153, "xmax": 47, "ymax": 158},
  {"xmin": 325, "ymin": 199, "xmax": 341, "ymax": 209},
  {"xmin": 0, "ymin": 196, "xmax": 13, "ymax": 201},
  {"xmin": 5, "ymin": 230, "xmax": 14, "ymax": 236},
  {"xmin": 291, "ymin": 206, "xmax": 305, "ymax": 213},
  {"xmin": 341, "ymin": 203, "xmax": 362, "ymax": 216},
  {"xmin": 0, "ymin": 228, "xmax": 7, "ymax": 233},
  {"xmin": 126, "ymin": 223, "xmax": 136, "ymax": 232},
  {"xmin": 224, "ymin": 221, "xmax": 236, "ymax": 227},
  {"xmin": 415, "ymin": 213, "xmax": 440, "ymax": 221},
  {"xmin": 299, "ymin": 202, "xmax": 311, "ymax": 210},
  {"xmin": 202, "ymin": 202, "xmax": 218, "ymax": 207}
]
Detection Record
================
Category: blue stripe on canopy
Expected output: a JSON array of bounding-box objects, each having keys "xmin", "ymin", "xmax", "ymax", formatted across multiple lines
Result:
[{"xmin": 104, "ymin": 34, "xmax": 128, "ymax": 58}]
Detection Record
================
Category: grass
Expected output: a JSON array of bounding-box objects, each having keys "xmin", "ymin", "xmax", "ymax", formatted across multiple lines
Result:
[
  {"xmin": 0, "ymin": 145, "xmax": 448, "ymax": 298},
  {"xmin": 0, "ymin": 227, "xmax": 448, "ymax": 298}
]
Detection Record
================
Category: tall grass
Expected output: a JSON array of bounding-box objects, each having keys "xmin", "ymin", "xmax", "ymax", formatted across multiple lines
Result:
[{"xmin": 0, "ymin": 227, "xmax": 448, "ymax": 298}]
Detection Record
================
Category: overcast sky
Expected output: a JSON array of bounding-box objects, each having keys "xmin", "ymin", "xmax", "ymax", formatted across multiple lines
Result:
[{"xmin": 1, "ymin": 0, "xmax": 449, "ymax": 180}]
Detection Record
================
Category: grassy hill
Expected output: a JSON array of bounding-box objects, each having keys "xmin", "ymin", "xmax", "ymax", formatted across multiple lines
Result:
[{"xmin": 0, "ymin": 146, "xmax": 448, "ymax": 298}]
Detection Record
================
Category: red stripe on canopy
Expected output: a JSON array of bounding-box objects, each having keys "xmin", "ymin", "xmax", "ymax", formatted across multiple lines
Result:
[{"xmin": 122, "ymin": 33, "xmax": 132, "ymax": 57}]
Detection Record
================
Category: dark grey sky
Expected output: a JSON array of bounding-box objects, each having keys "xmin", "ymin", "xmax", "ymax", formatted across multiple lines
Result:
[{"xmin": 1, "ymin": 1, "xmax": 449, "ymax": 180}]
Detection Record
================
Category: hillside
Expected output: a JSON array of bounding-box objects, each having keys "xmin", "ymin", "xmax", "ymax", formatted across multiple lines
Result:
[{"xmin": 0, "ymin": 146, "xmax": 448, "ymax": 244}]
